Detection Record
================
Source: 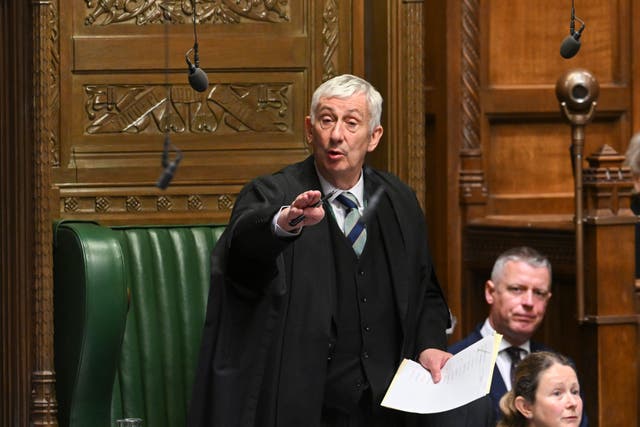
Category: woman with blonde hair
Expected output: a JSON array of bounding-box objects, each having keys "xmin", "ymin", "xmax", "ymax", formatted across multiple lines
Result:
[{"xmin": 498, "ymin": 351, "xmax": 582, "ymax": 427}]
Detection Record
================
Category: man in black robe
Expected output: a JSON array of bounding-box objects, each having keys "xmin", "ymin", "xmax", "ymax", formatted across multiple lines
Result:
[{"xmin": 188, "ymin": 74, "xmax": 455, "ymax": 427}]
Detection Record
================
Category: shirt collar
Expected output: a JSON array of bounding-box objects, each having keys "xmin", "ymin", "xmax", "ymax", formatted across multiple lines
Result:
[
  {"xmin": 315, "ymin": 166, "xmax": 365, "ymax": 207},
  {"xmin": 481, "ymin": 318, "xmax": 531, "ymax": 354}
]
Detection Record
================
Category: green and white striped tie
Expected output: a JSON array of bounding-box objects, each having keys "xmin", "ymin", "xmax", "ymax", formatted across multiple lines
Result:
[{"xmin": 336, "ymin": 192, "xmax": 366, "ymax": 256}]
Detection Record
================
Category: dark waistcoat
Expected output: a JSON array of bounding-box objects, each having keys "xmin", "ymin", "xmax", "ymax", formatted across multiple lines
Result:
[{"xmin": 323, "ymin": 204, "xmax": 401, "ymax": 413}]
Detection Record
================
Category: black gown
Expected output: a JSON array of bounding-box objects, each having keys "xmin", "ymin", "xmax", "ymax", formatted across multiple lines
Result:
[{"xmin": 187, "ymin": 156, "xmax": 450, "ymax": 427}]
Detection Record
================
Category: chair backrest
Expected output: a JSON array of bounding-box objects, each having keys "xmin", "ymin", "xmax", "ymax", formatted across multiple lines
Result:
[{"xmin": 53, "ymin": 221, "xmax": 226, "ymax": 427}]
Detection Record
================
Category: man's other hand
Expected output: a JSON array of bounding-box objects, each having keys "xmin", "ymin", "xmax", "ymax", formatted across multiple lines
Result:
[{"xmin": 418, "ymin": 348, "xmax": 453, "ymax": 383}]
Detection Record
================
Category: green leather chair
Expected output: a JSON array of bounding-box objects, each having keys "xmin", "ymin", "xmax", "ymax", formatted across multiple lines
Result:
[{"xmin": 53, "ymin": 221, "xmax": 226, "ymax": 427}]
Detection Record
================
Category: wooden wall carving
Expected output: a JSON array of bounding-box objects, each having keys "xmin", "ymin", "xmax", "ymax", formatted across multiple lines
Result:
[
  {"xmin": 32, "ymin": 0, "xmax": 60, "ymax": 424},
  {"xmin": 321, "ymin": 0, "xmax": 339, "ymax": 81},
  {"xmin": 48, "ymin": 1, "xmax": 358, "ymax": 225},
  {"xmin": 58, "ymin": 188, "xmax": 238, "ymax": 223},
  {"xmin": 403, "ymin": 1, "xmax": 426, "ymax": 207},
  {"xmin": 583, "ymin": 145, "xmax": 635, "ymax": 218},
  {"xmin": 84, "ymin": 0, "xmax": 290, "ymax": 26},
  {"xmin": 459, "ymin": 0, "xmax": 487, "ymax": 208},
  {"xmin": 82, "ymin": 83, "xmax": 292, "ymax": 135}
]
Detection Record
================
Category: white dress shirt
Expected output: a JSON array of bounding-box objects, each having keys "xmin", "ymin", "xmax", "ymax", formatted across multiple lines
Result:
[
  {"xmin": 480, "ymin": 318, "xmax": 530, "ymax": 390},
  {"xmin": 272, "ymin": 166, "xmax": 365, "ymax": 236}
]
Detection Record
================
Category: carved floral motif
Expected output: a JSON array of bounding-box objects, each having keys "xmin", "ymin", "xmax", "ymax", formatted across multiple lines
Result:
[
  {"xmin": 157, "ymin": 195, "xmax": 173, "ymax": 210},
  {"xmin": 126, "ymin": 196, "xmax": 143, "ymax": 212},
  {"xmin": 187, "ymin": 195, "xmax": 204, "ymax": 210},
  {"xmin": 84, "ymin": 0, "xmax": 289, "ymax": 25},
  {"xmin": 84, "ymin": 83, "xmax": 290, "ymax": 135},
  {"xmin": 63, "ymin": 197, "xmax": 79, "ymax": 212},
  {"xmin": 321, "ymin": 0, "xmax": 338, "ymax": 81},
  {"xmin": 61, "ymin": 193, "xmax": 236, "ymax": 215},
  {"xmin": 218, "ymin": 194, "xmax": 234, "ymax": 210},
  {"xmin": 95, "ymin": 196, "xmax": 111, "ymax": 212}
]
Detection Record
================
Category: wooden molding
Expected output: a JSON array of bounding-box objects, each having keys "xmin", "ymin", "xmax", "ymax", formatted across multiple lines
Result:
[
  {"xmin": 321, "ymin": 0, "xmax": 339, "ymax": 81},
  {"xmin": 404, "ymin": 1, "xmax": 426, "ymax": 208},
  {"xmin": 56, "ymin": 184, "xmax": 240, "ymax": 225},
  {"xmin": 32, "ymin": 0, "xmax": 59, "ymax": 424},
  {"xmin": 583, "ymin": 144, "xmax": 636, "ymax": 222},
  {"xmin": 459, "ymin": 0, "xmax": 487, "ymax": 207}
]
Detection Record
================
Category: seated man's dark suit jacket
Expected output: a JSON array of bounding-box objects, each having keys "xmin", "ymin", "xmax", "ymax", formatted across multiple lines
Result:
[{"xmin": 448, "ymin": 323, "xmax": 588, "ymax": 427}]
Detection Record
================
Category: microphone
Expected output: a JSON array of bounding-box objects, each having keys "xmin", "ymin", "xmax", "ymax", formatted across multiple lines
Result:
[
  {"xmin": 160, "ymin": 133, "xmax": 170, "ymax": 169},
  {"xmin": 186, "ymin": 44, "xmax": 208, "ymax": 92},
  {"xmin": 186, "ymin": 1, "xmax": 208, "ymax": 92},
  {"xmin": 560, "ymin": 3, "xmax": 586, "ymax": 59},
  {"xmin": 156, "ymin": 135, "xmax": 183, "ymax": 190},
  {"xmin": 156, "ymin": 153, "xmax": 182, "ymax": 190}
]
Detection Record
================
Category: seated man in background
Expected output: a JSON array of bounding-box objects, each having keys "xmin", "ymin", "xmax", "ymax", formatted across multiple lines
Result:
[{"xmin": 448, "ymin": 246, "xmax": 587, "ymax": 426}]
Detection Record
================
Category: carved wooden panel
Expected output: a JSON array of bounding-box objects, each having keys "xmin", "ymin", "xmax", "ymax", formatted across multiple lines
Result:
[{"xmin": 53, "ymin": 0, "xmax": 359, "ymax": 224}]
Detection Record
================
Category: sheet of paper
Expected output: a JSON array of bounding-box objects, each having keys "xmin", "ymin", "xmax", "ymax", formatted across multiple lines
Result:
[{"xmin": 381, "ymin": 333, "xmax": 502, "ymax": 414}]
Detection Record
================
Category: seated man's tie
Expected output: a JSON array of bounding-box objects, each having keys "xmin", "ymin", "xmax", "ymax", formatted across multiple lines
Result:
[
  {"xmin": 336, "ymin": 192, "xmax": 367, "ymax": 256},
  {"xmin": 505, "ymin": 346, "xmax": 524, "ymax": 385}
]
